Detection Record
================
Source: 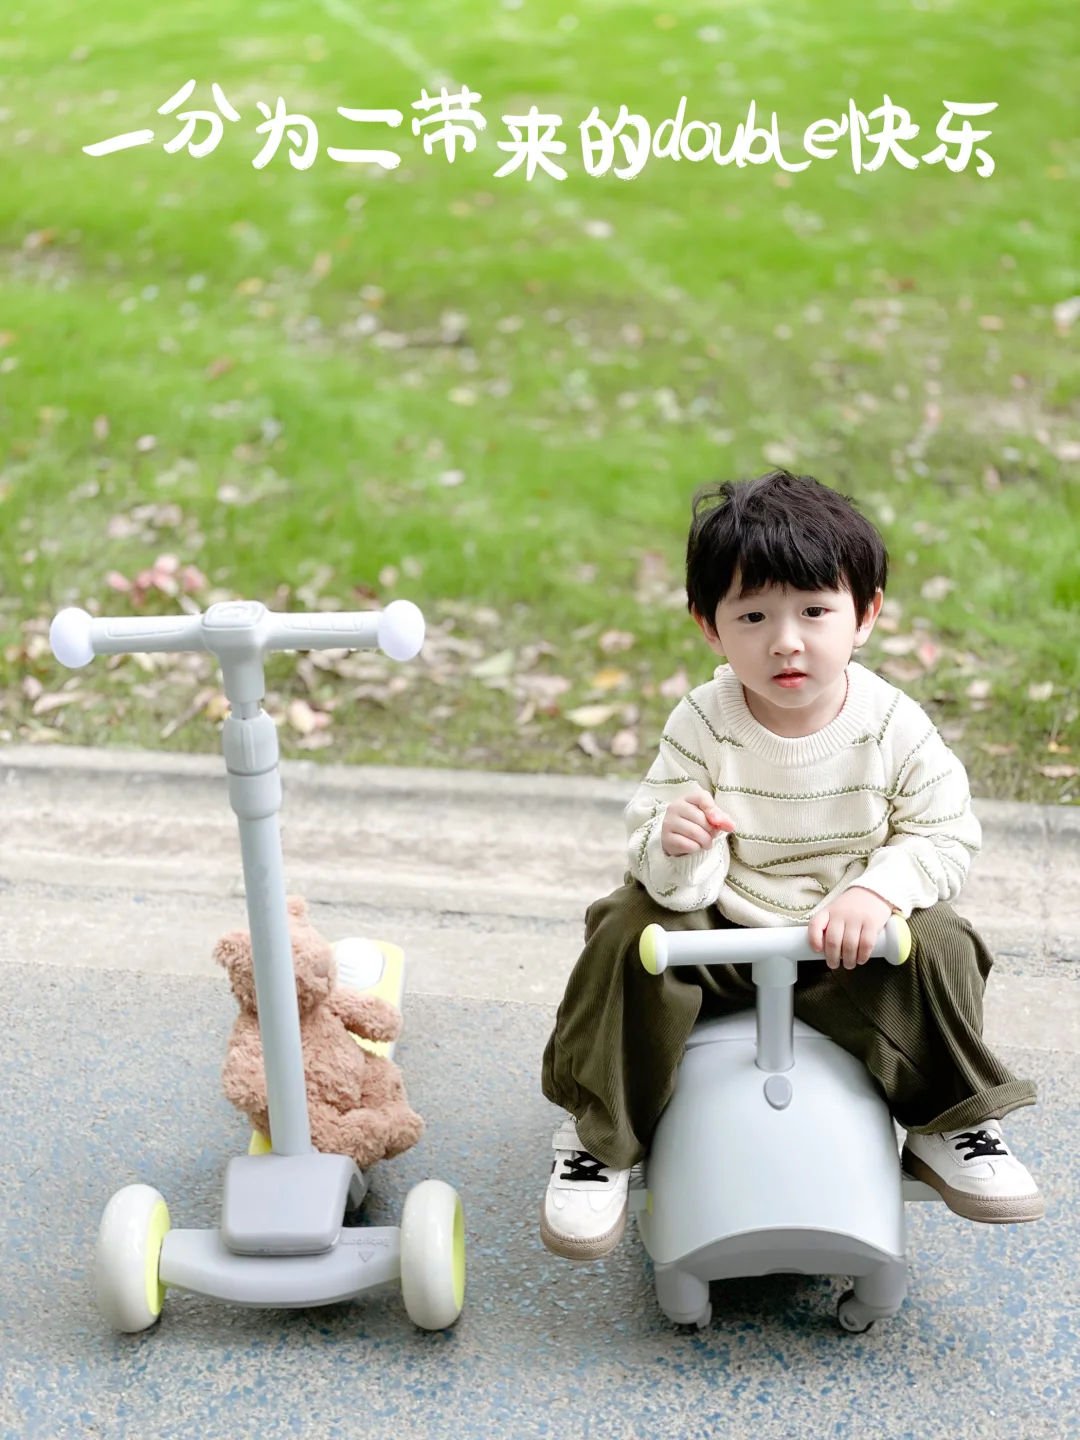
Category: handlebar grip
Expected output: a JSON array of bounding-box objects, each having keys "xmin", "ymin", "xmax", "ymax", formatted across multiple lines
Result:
[
  {"xmin": 262, "ymin": 612, "xmax": 381, "ymax": 652},
  {"xmin": 640, "ymin": 915, "xmax": 912, "ymax": 975},
  {"xmin": 51, "ymin": 609, "xmax": 206, "ymax": 667}
]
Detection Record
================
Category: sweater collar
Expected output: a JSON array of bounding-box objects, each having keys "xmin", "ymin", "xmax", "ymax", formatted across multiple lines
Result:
[{"xmin": 714, "ymin": 661, "xmax": 874, "ymax": 766}]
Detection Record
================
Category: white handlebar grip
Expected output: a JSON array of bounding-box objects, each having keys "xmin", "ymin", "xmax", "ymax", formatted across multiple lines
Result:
[
  {"xmin": 377, "ymin": 600, "xmax": 425, "ymax": 661},
  {"xmin": 50, "ymin": 608, "xmax": 96, "ymax": 668},
  {"xmin": 640, "ymin": 916, "xmax": 911, "ymax": 974},
  {"xmin": 263, "ymin": 612, "xmax": 383, "ymax": 653}
]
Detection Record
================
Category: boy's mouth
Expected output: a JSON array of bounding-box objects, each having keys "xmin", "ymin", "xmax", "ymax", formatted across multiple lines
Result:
[{"xmin": 773, "ymin": 669, "xmax": 807, "ymax": 687}]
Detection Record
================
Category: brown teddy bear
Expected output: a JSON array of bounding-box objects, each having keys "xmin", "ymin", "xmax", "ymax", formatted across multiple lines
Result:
[{"xmin": 214, "ymin": 896, "xmax": 424, "ymax": 1170}]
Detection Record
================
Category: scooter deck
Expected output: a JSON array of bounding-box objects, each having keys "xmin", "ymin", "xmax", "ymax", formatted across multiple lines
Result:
[{"xmin": 248, "ymin": 937, "xmax": 406, "ymax": 1156}]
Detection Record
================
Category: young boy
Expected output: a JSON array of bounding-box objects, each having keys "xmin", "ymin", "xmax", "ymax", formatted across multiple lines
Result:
[{"xmin": 540, "ymin": 469, "xmax": 1043, "ymax": 1260}]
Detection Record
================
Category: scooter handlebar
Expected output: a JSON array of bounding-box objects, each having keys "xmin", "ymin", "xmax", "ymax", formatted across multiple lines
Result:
[
  {"xmin": 50, "ymin": 599, "xmax": 425, "ymax": 669},
  {"xmin": 639, "ymin": 914, "xmax": 912, "ymax": 975}
]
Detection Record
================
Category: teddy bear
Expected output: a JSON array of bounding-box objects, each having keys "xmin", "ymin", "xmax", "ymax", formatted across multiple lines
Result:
[{"xmin": 214, "ymin": 896, "xmax": 424, "ymax": 1170}]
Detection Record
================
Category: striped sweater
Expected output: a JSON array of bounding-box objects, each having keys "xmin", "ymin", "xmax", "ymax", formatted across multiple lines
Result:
[{"xmin": 626, "ymin": 660, "xmax": 981, "ymax": 923}]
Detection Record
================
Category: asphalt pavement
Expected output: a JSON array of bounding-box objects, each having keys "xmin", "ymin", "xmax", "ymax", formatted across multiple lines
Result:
[{"xmin": 1, "ymin": 744, "xmax": 1078, "ymax": 1439}]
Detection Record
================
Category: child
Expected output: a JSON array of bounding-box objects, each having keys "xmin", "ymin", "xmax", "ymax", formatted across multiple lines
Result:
[{"xmin": 540, "ymin": 469, "xmax": 1043, "ymax": 1260}]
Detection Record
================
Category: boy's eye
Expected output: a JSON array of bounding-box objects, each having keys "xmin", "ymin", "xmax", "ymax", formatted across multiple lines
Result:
[{"xmin": 805, "ymin": 607, "xmax": 826, "ymax": 617}]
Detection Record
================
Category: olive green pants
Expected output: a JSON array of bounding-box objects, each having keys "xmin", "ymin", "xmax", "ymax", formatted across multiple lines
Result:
[{"xmin": 541, "ymin": 878, "xmax": 1038, "ymax": 1170}]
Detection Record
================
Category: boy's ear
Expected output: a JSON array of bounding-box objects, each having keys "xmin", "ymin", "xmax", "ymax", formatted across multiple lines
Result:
[
  {"xmin": 854, "ymin": 589, "xmax": 884, "ymax": 644},
  {"xmin": 691, "ymin": 606, "xmax": 719, "ymax": 642}
]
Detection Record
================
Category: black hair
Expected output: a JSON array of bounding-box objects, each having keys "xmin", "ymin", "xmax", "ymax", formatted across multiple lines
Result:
[{"xmin": 685, "ymin": 470, "xmax": 888, "ymax": 626}]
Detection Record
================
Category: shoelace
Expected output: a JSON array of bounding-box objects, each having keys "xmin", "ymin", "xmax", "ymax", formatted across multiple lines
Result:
[
  {"xmin": 951, "ymin": 1128, "xmax": 1009, "ymax": 1160},
  {"xmin": 558, "ymin": 1150, "xmax": 609, "ymax": 1183}
]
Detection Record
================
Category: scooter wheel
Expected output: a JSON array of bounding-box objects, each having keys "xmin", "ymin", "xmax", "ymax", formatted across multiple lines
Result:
[
  {"xmin": 95, "ymin": 1184, "xmax": 171, "ymax": 1333},
  {"xmin": 399, "ymin": 1179, "xmax": 465, "ymax": 1330},
  {"xmin": 836, "ymin": 1288, "xmax": 876, "ymax": 1334}
]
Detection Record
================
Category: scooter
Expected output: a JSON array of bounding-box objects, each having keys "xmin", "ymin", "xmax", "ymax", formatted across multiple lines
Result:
[
  {"xmin": 50, "ymin": 599, "xmax": 464, "ymax": 1333},
  {"xmin": 633, "ymin": 917, "xmax": 943, "ymax": 1333}
]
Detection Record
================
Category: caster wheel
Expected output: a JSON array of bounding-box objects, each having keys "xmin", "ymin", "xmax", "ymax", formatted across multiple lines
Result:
[
  {"xmin": 837, "ymin": 1288, "xmax": 876, "ymax": 1334},
  {"xmin": 695, "ymin": 1302, "xmax": 712, "ymax": 1330},
  {"xmin": 400, "ymin": 1179, "xmax": 465, "ymax": 1330},
  {"xmin": 95, "ymin": 1184, "xmax": 171, "ymax": 1333}
]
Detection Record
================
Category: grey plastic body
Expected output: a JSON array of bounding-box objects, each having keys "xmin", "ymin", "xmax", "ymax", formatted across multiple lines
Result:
[
  {"xmin": 221, "ymin": 1154, "xmax": 366, "ymax": 1256},
  {"xmin": 159, "ymin": 1225, "xmax": 402, "ymax": 1306},
  {"xmin": 636, "ymin": 919, "xmax": 934, "ymax": 1327}
]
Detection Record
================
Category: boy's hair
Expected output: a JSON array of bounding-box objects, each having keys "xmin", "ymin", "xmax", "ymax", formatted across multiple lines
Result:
[{"xmin": 685, "ymin": 469, "xmax": 888, "ymax": 625}]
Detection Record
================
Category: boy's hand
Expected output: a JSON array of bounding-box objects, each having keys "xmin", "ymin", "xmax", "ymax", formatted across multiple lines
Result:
[
  {"xmin": 661, "ymin": 787, "xmax": 735, "ymax": 857},
  {"xmin": 808, "ymin": 887, "xmax": 895, "ymax": 971}
]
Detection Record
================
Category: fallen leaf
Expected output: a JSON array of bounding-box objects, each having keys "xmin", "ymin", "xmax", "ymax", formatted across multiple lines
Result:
[
  {"xmin": 93, "ymin": 415, "xmax": 109, "ymax": 441},
  {"xmin": 295, "ymin": 731, "xmax": 334, "ymax": 750},
  {"xmin": 610, "ymin": 728, "xmax": 638, "ymax": 757},
  {"xmin": 881, "ymin": 659, "xmax": 923, "ymax": 683},
  {"xmin": 21, "ymin": 676, "xmax": 43, "ymax": 702},
  {"xmin": 135, "ymin": 434, "xmax": 157, "ymax": 453},
  {"xmin": 980, "ymin": 743, "xmax": 1016, "ymax": 757},
  {"xmin": 920, "ymin": 576, "xmax": 953, "ymax": 602},
  {"xmin": 881, "ymin": 635, "xmax": 917, "ymax": 656},
  {"xmin": 590, "ymin": 667, "xmax": 631, "ymax": 691},
  {"xmin": 287, "ymin": 698, "xmax": 319, "ymax": 736},
  {"xmin": 966, "ymin": 679, "xmax": 992, "ymax": 700},
  {"xmin": 1027, "ymin": 681, "xmax": 1054, "ymax": 702},
  {"xmin": 1040, "ymin": 764, "xmax": 1079, "ymax": 779},
  {"xmin": 599, "ymin": 629, "xmax": 636, "ymax": 654},
  {"xmin": 517, "ymin": 673, "xmax": 571, "ymax": 704},
  {"xmin": 470, "ymin": 649, "xmax": 516, "ymax": 680},
  {"xmin": 659, "ymin": 667, "xmax": 690, "ymax": 699},
  {"xmin": 236, "ymin": 277, "xmax": 265, "ymax": 296},
  {"xmin": 763, "ymin": 441, "xmax": 797, "ymax": 468},
  {"xmin": 1047, "ymin": 741, "xmax": 1072, "ymax": 754},
  {"xmin": 32, "ymin": 691, "xmax": 84, "ymax": 716},
  {"xmin": 576, "ymin": 730, "xmax": 604, "ymax": 758},
  {"xmin": 916, "ymin": 640, "xmax": 940, "ymax": 669},
  {"xmin": 438, "ymin": 469, "xmax": 465, "ymax": 487},
  {"xmin": 566, "ymin": 704, "xmax": 617, "ymax": 728},
  {"xmin": 1054, "ymin": 441, "xmax": 1080, "ymax": 463},
  {"xmin": 1052, "ymin": 296, "xmax": 1080, "ymax": 334},
  {"xmin": 978, "ymin": 315, "xmax": 1005, "ymax": 331},
  {"xmin": 205, "ymin": 356, "xmax": 234, "ymax": 380}
]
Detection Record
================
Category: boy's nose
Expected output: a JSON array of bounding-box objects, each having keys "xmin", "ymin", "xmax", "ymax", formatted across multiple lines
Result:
[{"xmin": 770, "ymin": 627, "xmax": 804, "ymax": 655}]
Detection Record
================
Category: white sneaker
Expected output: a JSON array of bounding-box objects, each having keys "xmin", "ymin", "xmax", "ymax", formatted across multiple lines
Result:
[
  {"xmin": 540, "ymin": 1117, "xmax": 631, "ymax": 1260},
  {"xmin": 902, "ymin": 1119, "xmax": 1044, "ymax": 1223}
]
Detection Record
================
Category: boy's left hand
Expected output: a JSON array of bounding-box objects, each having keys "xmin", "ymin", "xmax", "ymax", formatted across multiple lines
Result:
[{"xmin": 808, "ymin": 887, "xmax": 895, "ymax": 971}]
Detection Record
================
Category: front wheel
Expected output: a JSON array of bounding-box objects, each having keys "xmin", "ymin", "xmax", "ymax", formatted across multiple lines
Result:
[
  {"xmin": 95, "ymin": 1184, "xmax": 171, "ymax": 1332},
  {"xmin": 399, "ymin": 1179, "xmax": 465, "ymax": 1330}
]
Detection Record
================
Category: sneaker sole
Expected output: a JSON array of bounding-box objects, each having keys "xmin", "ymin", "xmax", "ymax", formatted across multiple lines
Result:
[
  {"xmin": 539, "ymin": 1200, "xmax": 627, "ymax": 1260},
  {"xmin": 901, "ymin": 1148, "xmax": 1045, "ymax": 1224}
]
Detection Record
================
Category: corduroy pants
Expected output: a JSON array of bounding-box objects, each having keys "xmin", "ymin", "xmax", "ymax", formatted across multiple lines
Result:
[{"xmin": 541, "ymin": 877, "xmax": 1038, "ymax": 1170}]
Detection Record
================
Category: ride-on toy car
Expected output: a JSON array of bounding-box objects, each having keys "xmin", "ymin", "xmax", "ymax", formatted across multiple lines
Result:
[
  {"xmin": 50, "ymin": 600, "xmax": 465, "ymax": 1334},
  {"xmin": 634, "ymin": 917, "xmax": 943, "ymax": 1333}
]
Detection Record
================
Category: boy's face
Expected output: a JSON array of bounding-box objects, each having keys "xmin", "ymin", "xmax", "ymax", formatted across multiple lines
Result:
[{"xmin": 694, "ymin": 577, "xmax": 883, "ymax": 734}]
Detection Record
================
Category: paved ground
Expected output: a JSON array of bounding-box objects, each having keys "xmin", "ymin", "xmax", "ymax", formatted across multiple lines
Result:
[{"xmin": 2, "ymin": 745, "xmax": 1079, "ymax": 1438}]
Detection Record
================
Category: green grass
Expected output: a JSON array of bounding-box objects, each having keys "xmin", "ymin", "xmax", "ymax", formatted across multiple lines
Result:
[{"xmin": 2, "ymin": 0, "xmax": 1079, "ymax": 799}]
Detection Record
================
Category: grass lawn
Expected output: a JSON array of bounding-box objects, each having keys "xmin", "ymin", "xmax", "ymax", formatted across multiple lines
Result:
[{"xmin": 1, "ymin": 0, "xmax": 1078, "ymax": 801}]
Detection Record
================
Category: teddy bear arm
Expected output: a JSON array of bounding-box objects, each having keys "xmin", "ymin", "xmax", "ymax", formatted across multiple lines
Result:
[
  {"xmin": 223, "ymin": 1047, "xmax": 268, "ymax": 1114},
  {"xmin": 329, "ymin": 990, "xmax": 403, "ymax": 1043}
]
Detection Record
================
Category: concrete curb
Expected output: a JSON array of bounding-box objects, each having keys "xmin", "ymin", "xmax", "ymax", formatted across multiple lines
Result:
[{"xmin": 4, "ymin": 742, "xmax": 1080, "ymax": 847}]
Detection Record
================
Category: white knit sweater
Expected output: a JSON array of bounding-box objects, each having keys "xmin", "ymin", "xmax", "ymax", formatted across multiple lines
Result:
[{"xmin": 626, "ymin": 660, "xmax": 981, "ymax": 923}]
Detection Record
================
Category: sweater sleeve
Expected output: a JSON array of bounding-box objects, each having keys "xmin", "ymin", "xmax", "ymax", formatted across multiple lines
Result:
[
  {"xmin": 854, "ymin": 712, "xmax": 981, "ymax": 917},
  {"xmin": 625, "ymin": 696, "xmax": 731, "ymax": 912}
]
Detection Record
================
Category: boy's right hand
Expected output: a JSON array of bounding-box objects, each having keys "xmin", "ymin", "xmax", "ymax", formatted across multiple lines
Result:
[{"xmin": 660, "ymin": 787, "xmax": 735, "ymax": 857}]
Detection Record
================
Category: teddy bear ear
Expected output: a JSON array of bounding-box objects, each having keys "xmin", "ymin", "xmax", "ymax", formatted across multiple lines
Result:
[
  {"xmin": 285, "ymin": 895, "xmax": 309, "ymax": 921},
  {"xmin": 213, "ymin": 931, "xmax": 250, "ymax": 969}
]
